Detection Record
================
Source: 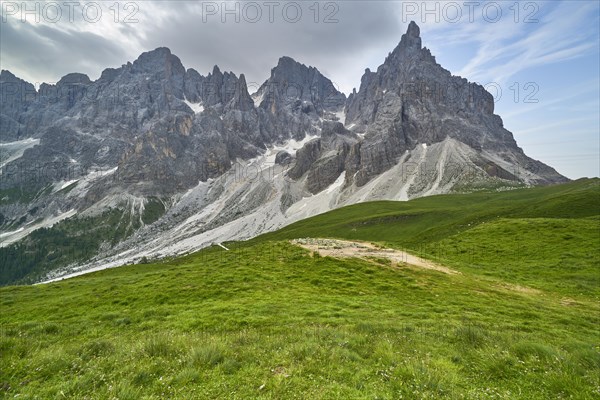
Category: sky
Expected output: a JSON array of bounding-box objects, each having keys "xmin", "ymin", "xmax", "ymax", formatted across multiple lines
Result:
[{"xmin": 1, "ymin": 0, "xmax": 598, "ymax": 179}]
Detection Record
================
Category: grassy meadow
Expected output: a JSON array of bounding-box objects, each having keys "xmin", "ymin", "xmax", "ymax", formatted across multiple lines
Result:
[{"xmin": 0, "ymin": 178, "xmax": 598, "ymax": 398}]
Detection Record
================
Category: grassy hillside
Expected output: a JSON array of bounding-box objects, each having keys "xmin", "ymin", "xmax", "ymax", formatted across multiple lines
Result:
[
  {"xmin": 257, "ymin": 178, "xmax": 600, "ymax": 298},
  {"xmin": 0, "ymin": 179, "xmax": 599, "ymax": 398}
]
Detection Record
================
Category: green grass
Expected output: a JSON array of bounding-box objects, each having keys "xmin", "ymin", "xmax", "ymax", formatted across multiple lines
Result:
[
  {"xmin": 141, "ymin": 197, "xmax": 166, "ymax": 225},
  {"xmin": 0, "ymin": 178, "xmax": 599, "ymax": 398},
  {"xmin": 257, "ymin": 178, "xmax": 600, "ymax": 298},
  {"xmin": 419, "ymin": 216, "xmax": 600, "ymax": 296},
  {"xmin": 259, "ymin": 178, "xmax": 599, "ymax": 244},
  {"xmin": 0, "ymin": 185, "xmax": 49, "ymax": 206}
]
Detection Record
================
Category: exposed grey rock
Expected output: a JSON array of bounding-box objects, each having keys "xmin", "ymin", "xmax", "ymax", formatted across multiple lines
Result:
[
  {"xmin": 288, "ymin": 121, "xmax": 358, "ymax": 194},
  {"xmin": 0, "ymin": 70, "xmax": 37, "ymax": 141},
  {"xmin": 288, "ymin": 139, "xmax": 322, "ymax": 180},
  {"xmin": 227, "ymin": 74, "xmax": 255, "ymax": 112},
  {"xmin": 275, "ymin": 151, "xmax": 293, "ymax": 165},
  {"xmin": 183, "ymin": 68, "xmax": 205, "ymax": 103},
  {"xmin": 334, "ymin": 21, "xmax": 566, "ymax": 187},
  {"xmin": 253, "ymin": 56, "xmax": 347, "ymax": 141}
]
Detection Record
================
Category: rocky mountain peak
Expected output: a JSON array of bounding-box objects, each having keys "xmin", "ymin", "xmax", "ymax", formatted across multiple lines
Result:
[
  {"xmin": 274, "ymin": 56, "xmax": 318, "ymax": 76},
  {"xmin": 237, "ymin": 74, "xmax": 249, "ymax": 95},
  {"xmin": 339, "ymin": 20, "xmax": 565, "ymax": 189},
  {"xmin": 98, "ymin": 67, "xmax": 121, "ymax": 83},
  {"xmin": 0, "ymin": 69, "xmax": 23, "ymax": 83},
  {"xmin": 57, "ymin": 73, "xmax": 91, "ymax": 86},
  {"xmin": 211, "ymin": 65, "xmax": 222, "ymax": 77},
  {"xmin": 132, "ymin": 47, "xmax": 185, "ymax": 76},
  {"xmin": 227, "ymin": 73, "xmax": 255, "ymax": 111},
  {"xmin": 406, "ymin": 20, "xmax": 420, "ymax": 38},
  {"xmin": 0, "ymin": 70, "xmax": 36, "ymax": 99},
  {"xmin": 270, "ymin": 56, "xmax": 311, "ymax": 84},
  {"xmin": 391, "ymin": 20, "xmax": 423, "ymax": 59},
  {"xmin": 277, "ymin": 56, "xmax": 301, "ymax": 68},
  {"xmin": 256, "ymin": 56, "xmax": 346, "ymax": 114}
]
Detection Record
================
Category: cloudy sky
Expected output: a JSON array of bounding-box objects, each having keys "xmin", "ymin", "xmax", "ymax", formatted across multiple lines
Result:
[{"xmin": 1, "ymin": 0, "xmax": 598, "ymax": 178}]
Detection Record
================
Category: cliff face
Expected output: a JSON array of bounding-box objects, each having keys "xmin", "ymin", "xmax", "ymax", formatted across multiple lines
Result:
[{"xmin": 335, "ymin": 21, "xmax": 565, "ymax": 190}]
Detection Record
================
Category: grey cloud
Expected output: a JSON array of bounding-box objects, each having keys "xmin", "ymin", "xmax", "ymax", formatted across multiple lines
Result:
[
  {"xmin": 1, "ymin": 1, "xmax": 407, "ymax": 93},
  {"xmin": 1, "ymin": 17, "xmax": 129, "ymax": 84},
  {"xmin": 134, "ymin": 1, "xmax": 404, "ymax": 93}
]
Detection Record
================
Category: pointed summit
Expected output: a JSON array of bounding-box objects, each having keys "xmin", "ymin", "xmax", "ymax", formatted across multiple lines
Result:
[
  {"xmin": 238, "ymin": 73, "xmax": 248, "ymax": 89},
  {"xmin": 271, "ymin": 56, "xmax": 311, "ymax": 79},
  {"xmin": 397, "ymin": 20, "xmax": 422, "ymax": 52},
  {"xmin": 406, "ymin": 20, "xmax": 420, "ymax": 38},
  {"xmin": 227, "ymin": 73, "xmax": 254, "ymax": 111}
]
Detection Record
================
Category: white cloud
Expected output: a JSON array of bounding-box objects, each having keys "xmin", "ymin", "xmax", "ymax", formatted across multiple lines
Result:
[{"xmin": 452, "ymin": 1, "xmax": 600, "ymax": 83}]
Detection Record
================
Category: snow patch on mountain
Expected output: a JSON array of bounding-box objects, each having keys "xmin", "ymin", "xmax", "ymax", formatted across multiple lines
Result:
[
  {"xmin": 264, "ymin": 134, "xmax": 318, "ymax": 164},
  {"xmin": 0, "ymin": 138, "xmax": 40, "ymax": 170},
  {"xmin": 184, "ymin": 98, "xmax": 204, "ymax": 114},
  {"xmin": 0, "ymin": 209, "xmax": 77, "ymax": 248},
  {"xmin": 334, "ymin": 110, "xmax": 346, "ymax": 124},
  {"xmin": 252, "ymin": 92, "xmax": 264, "ymax": 107},
  {"xmin": 59, "ymin": 179, "xmax": 79, "ymax": 190}
]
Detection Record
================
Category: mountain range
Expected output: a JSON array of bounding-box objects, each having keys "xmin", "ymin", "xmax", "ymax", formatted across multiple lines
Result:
[{"xmin": 0, "ymin": 21, "xmax": 568, "ymax": 284}]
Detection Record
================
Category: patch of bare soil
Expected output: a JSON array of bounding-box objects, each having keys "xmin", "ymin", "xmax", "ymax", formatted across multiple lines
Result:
[
  {"xmin": 291, "ymin": 238, "xmax": 459, "ymax": 275},
  {"xmin": 497, "ymin": 283, "xmax": 542, "ymax": 295},
  {"xmin": 559, "ymin": 297, "xmax": 580, "ymax": 306}
]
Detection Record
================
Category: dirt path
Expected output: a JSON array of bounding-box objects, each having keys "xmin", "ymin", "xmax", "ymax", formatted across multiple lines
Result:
[{"xmin": 291, "ymin": 238, "xmax": 459, "ymax": 275}]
